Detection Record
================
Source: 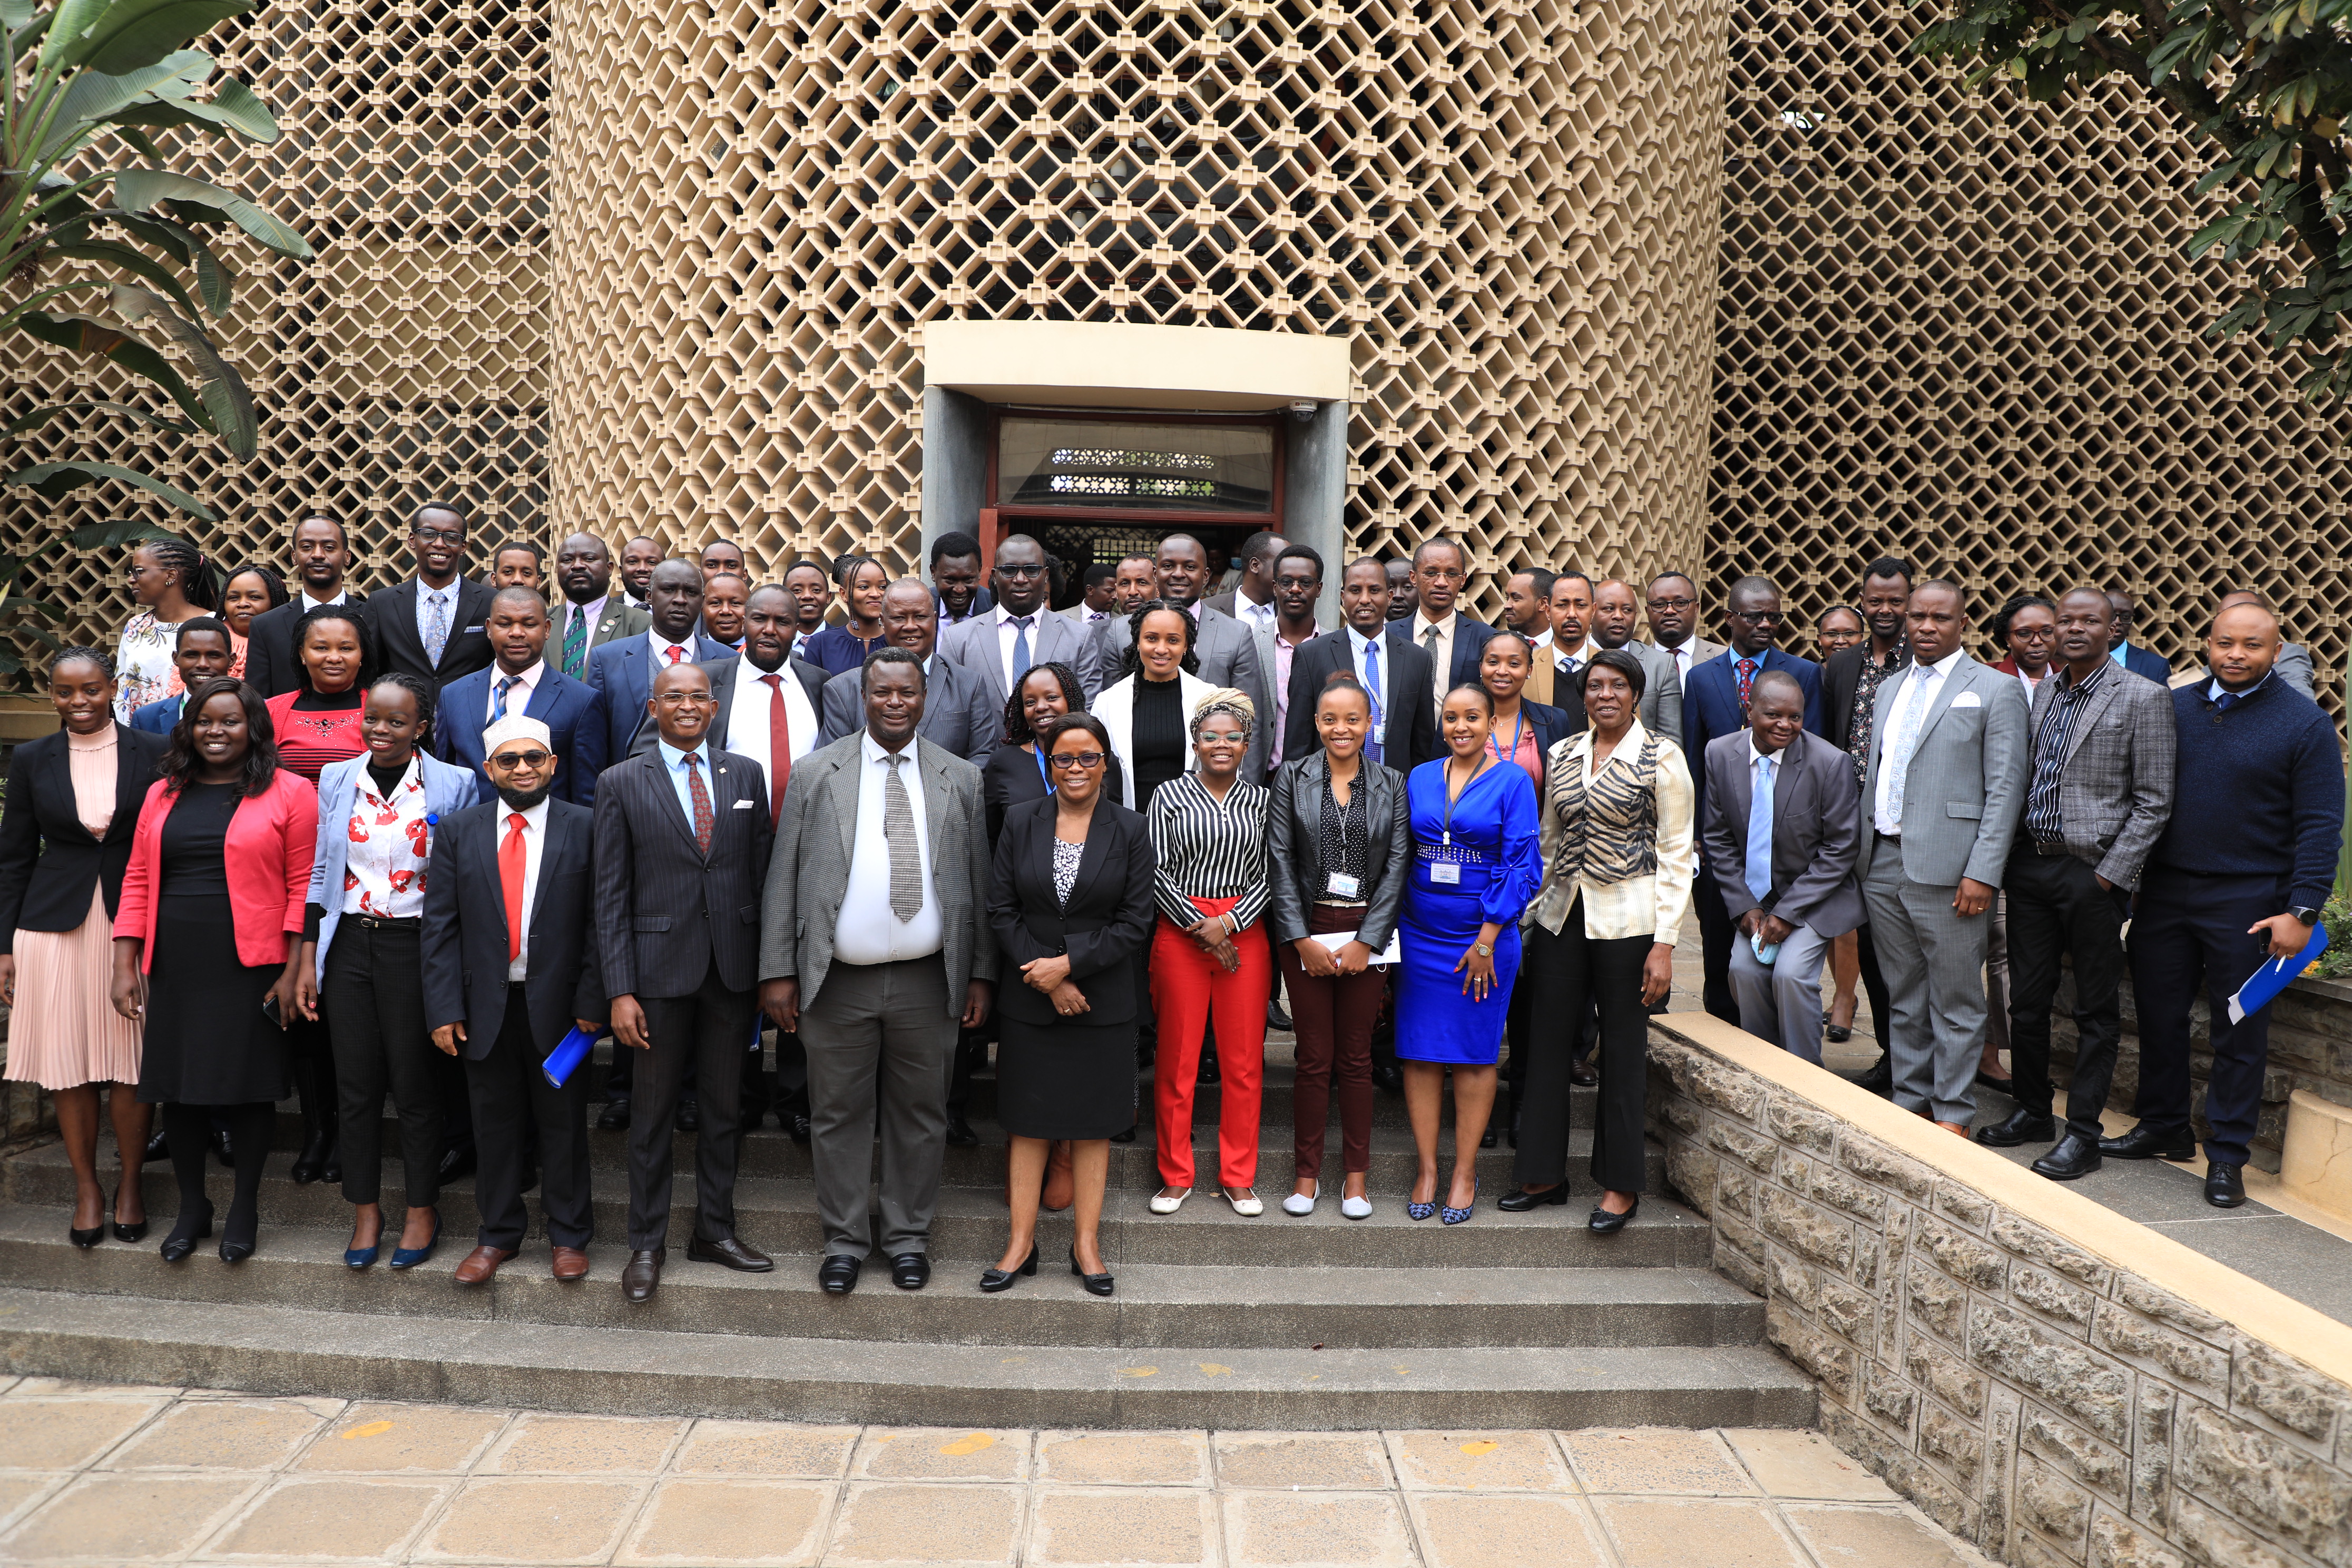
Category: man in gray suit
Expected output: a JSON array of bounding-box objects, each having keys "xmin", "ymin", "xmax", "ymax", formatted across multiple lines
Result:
[
  {"xmin": 818, "ymin": 579, "xmax": 998, "ymax": 763},
  {"xmin": 1976, "ymin": 587, "xmax": 2175, "ymax": 1178},
  {"xmin": 1203, "ymin": 529, "xmax": 1283, "ymax": 623},
  {"xmin": 1591, "ymin": 577, "xmax": 1683, "ymax": 743},
  {"xmin": 1859, "ymin": 580, "xmax": 2031, "ymax": 1132},
  {"xmin": 1701, "ymin": 671, "xmax": 1863, "ymax": 1063},
  {"xmin": 1087, "ymin": 533, "xmax": 1271, "ymax": 777},
  {"xmin": 938, "ymin": 534, "xmax": 1094, "ymax": 707},
  {"xmin": 760, "ymin": 649, "xmax": 997, "ymax": 1297}
]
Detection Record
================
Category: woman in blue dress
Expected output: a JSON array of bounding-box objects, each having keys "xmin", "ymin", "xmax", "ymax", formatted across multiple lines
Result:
[{"xmin": 1396, "ymin": 683, "xmax": 1541, "ymax": 1224}]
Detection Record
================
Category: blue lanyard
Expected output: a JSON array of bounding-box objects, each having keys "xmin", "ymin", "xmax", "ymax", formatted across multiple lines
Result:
[
  {"xmin": 1487, "ymin": 710, "xmax": 1524, "ymax": 767},
  {"xmin": 1033, "ymin": 743, "xmax": 1055, "ymax": 797}
]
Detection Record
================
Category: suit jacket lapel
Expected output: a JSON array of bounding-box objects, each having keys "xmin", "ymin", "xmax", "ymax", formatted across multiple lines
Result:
[
  {"xmin": 1910, "ymin": 658, "xmax": 1972, "ymax": 750},
  {"xmin": 641, "ymin": 749, "xmax": 702, "ymax": 856},
  {"xmin": 380, "ymin": 581, "xmax": 425, "ymax": 669},
  {"xmin": 105, "ymin": 727, "xmax": 145, "ymax": 841},
  {"xmin": 473, "ymin": 810, "xmax": 516, "ymax": 961},
  {"xmin": 831, "ymin": 746, "xmax": 858, "ymax": 866},
  {"xmin": 918, "ymin": 739, "xmax": 951, "ymax": 870},
  {"xmin": 2059, "ymin": 676, "xmax": 2115, "ymax": 768},
  {"xmin": 704, "ymin": 660, "xmax": 737, "ymax": 750}
]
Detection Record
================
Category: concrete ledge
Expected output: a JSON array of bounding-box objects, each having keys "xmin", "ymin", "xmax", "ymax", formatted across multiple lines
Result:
[{"xmin": 1645, "ymin": 1010, "xmax": 2352, "ymax": 1568}]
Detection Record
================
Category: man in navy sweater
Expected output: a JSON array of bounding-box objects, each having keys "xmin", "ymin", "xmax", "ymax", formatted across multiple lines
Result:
[{"xmin": 2104, "ymin": 601, "xmax": 2343, "ymax": 1207}]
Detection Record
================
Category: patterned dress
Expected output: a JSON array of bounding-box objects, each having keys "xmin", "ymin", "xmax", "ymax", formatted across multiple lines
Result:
[{"xmin": 112, "ymin": 611, "xmax": 189, "ymax": 720}]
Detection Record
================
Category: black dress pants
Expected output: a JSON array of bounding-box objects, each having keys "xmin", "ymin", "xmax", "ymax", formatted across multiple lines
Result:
[
  {"xmin": 2003, "ymin": 849, "xmax": 2132, "ymax": 1140},
  {"xmin": 2128, "ymin": 870, "xmax": 2285, "ymax": 1168},
  {"xmin": 626, "ymin": 959, "xmax": 753, "ymax": 1250},
  {"xmin": 467, "ymin": 1001, "xmax": 593, "ymax": 1252},
  {"xmin": 322, "ymin": 923, "xmax": 441, "ymax": 1208},
  {"xmin": 1855, "ymin": 921, "xmax": 1895, "ymax": 1056},
  {"xmin": 1515, "ymin": 908, "xmax": 1654, "ymax": 1195},
  {"xmin": 1693, "ymin": 865, "xmax": 1739, "ymax": 1025}
]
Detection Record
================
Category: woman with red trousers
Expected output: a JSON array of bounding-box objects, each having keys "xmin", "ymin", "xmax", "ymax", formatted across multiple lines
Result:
[{"xmin": 1145, "ymin": 689, "xmax": 1272, "ymax": 1217}]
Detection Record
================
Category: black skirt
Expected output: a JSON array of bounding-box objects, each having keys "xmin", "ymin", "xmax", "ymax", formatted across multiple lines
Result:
[
  {"xmin": 136, "ymin": 893, "xmax": 289, "ymax": 1106},
  {"xmin": 996, "ymin": 1017, "xmax": 1136, "ymax": 1140}
]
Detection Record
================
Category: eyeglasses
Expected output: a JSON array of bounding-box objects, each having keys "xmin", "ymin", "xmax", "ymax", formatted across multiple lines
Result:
[
  {"xmin": 1728, "ymin": 609, "xmax": 1786, "ymax": 625},
  {"xmin": 654, "ymin": 691, "xmax": 714, "ymax": 706},
  {"xmin": 1049, "ymin": 751, "xmax": 1106, "ymax": 770},
  {"xmin": 1647, "ymin": 595, "xmax": 1696, "ymax": 612},
  {"xmin": 995, "ymin": 563, "xmax": 1047, "ymax": 578},
  {"xmin": 487, "ymin": 749, "xmax": 551, "ymax": 769},
  {"xmin": 411, "ymin": 527, "xmax": 465, "ymax": 544}
]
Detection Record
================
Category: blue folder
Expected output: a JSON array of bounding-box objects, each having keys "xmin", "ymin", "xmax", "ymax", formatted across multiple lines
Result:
[
  {"xmin": 541, "ymin": 1023, "xmax": 599, "ymax": 1089},
  {"xmin": 2227, "ymin": 922, "xmax": 2329, "ymax": 1025}
]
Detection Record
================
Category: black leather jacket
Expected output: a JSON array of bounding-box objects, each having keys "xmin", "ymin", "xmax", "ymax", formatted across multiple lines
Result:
[{"xmin": 1267, "ymin": 751, "xmax": 1410, "ymax": 953}]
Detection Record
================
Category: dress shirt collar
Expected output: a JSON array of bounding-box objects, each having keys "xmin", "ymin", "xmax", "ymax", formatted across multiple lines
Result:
[
  {"xmin": 994, "ymin": 603, "xmax": 1044, "ymax": 628},
  {"xmin": 862, "ymin": 729, "xmax": 918, "ymax": 767},
  {"xmin": 646, "ymin": 627, "xmax": 695, "ymax": 661},
  {"xmin": 504, "ymin": 796, "xmax": 551, "ymax": 834},
  {"xmin": 299, "ymin": 589, "xmax": 348, "ymax": 613},
  {"xmin": 1528, "ymin": 627, "xmax": 1555, "ymax": 653},
  {"xmin": 360, "ymin": 753, "xmax": 422, "ymax": 802},
  {"xmin": 494, "ymin": 659, "xmax": 546, "ymax": 695},
  {"xmin": 656, "ymin": 737, "xmax": 711, "ymax": 772},
  {"xmin": 1748, "ymin": 734, "xmax": 1787, "ymax": 770},
  {"xmin": 1347, "ymin": 623, "xmax": 1382, "ymax": 656},
  {"xmin": 417, "ymin": 580, "xmax": 456, "ymax": 605},
  {"xmin": 1916, "ymin": 646, "xmax": 1965, "ymax": 678},
  {"xmin": 739, "ymin": 652, "xmax": 789, "ymax": 682},
  {"xmin": 2110, "ymin": 639, "xmax": 2131, "ymax": 667},
  {"xmin": 2054, "ymin": 659, "xmax": 2110, "ymax": 699},
  {"xmin": 564, "ymin": 592, "xmax": 609, "ymax": 625},
  {"xmin": 1414, "ymin": 607, "xmax": 1455, "ymax": 636},
  {"xmin": 2209, "ymin": 670, "xmax": 2274, "ymax": 703}
]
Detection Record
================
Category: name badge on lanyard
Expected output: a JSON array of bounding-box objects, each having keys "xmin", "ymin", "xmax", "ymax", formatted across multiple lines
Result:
[
  {"xmin": 1430, "ymin": 862, "xmax": 1461, "ymax": 885},
  {"xmin": 1326, "ymin": 871, "xmax": 1361, "ymax": 898}
]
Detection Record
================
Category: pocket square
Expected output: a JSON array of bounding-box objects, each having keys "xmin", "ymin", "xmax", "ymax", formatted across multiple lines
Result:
[
  {"xmin": 1949, "ymin": 691, "xmax": 1982, "ymax": 709},
  {"xmin": 731, "ymin": 798, "xmax": 754, "ymax": 808}
]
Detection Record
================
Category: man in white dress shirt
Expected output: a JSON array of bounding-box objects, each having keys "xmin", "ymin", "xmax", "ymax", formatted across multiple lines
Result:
[
  {"xmin": 1644, "ymin": 571, "xmax": 1727, "ymax": 689},
  {"xmin": 939, "ymin": 534, "xmax": 1092, "ymax": 707},
  {"xmin": 1405, "ymin": 539, "xmax": 1494, "ymax": 709}
]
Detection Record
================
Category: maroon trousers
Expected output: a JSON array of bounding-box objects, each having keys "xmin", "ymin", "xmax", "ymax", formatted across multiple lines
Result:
[{"xmin": 1277, "ymin": 904, "xmax": 1385, "ymax": 1180}]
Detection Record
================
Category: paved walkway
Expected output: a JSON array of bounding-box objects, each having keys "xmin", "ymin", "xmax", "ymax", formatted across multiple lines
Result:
[{"xmin": 0, "ymin": 1378, "xmax": 1985, "ymax": 1567}]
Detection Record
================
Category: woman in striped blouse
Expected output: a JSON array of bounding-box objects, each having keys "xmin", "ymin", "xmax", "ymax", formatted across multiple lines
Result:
[
  {"xmin": 1510, "ymin": 649, "xmax": 1693, "ymax": 1234},
  {"xmin": 1145, "ymin": 689, "xmax": 1272, "ymax": 1217}
]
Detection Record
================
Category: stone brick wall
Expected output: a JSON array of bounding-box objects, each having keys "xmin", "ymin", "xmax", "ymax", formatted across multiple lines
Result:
[
  {"xmin": 0, "ymin": 1010, "xmax": 50, "ymax": 1154},
  {"xmin": 2050, "ymin": 974, "xmax": 2352, "ymax": 1174},
  {"xmin": 1647, "ymin": 1016, "xmax": 2352, "ymax": 1568}
]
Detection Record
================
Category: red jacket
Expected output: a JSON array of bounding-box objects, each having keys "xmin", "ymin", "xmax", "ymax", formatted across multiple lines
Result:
[{"xmin": 113, "ymin": 771, "xmax": 318, "ymax": 972}]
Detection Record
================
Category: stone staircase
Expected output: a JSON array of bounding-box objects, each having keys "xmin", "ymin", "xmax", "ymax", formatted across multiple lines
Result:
[{"xmin": 0, "ymin": 1040, "xmax": 1814, "ymax": 1430}]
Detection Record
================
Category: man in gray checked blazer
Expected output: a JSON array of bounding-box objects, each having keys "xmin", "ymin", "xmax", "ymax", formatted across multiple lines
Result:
[
  {"xmin": 759, "ymin": 648, "xmax": 998, "ymax": 1298},
  {"xmin": 1974, "ymin": 587, "xmax": 2175, "ymax": 1179},
  {"xmin": 1858, "ymin": 580, "xmax": 2031, "ymax": 1133}
]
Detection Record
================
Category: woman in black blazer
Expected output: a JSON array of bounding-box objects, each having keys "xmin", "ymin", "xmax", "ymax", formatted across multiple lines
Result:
[
  {"xmin": 1267, "ymin": 675, "xmax": 1410, "ymax": 1220},
  {"xmin": 0, "ymin": 648, "xmax": 170, "ymax": 1246},
  {"xmin": 982, "ymin": 713, "xmax": 1156, "ymax": 1297}
]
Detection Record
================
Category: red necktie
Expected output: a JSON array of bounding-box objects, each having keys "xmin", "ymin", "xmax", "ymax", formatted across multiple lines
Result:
[
  {"xmin": 1736, "ymin": 658, "xmax": 1757, "ymax": 708},
  {"xmin": 500, "ymin": 812, "xmax": 527, "ymax": 963},
  {"xmin": 760, "ymin": 672, "xmax": 790, "ymax": 820},
  {"xmin": 664, "ymin": 643, "xmax": 685, "ymax": 664},
  {"xmin": 684, "ymin": 752, "xmax": 713, "ymax": 854}
]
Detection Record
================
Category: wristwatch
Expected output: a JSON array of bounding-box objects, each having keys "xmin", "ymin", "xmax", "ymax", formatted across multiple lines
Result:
[
  {"xmin": 1474, "ymin": 942, "xmax": 1493, "ymax": 957},
  {"xmin": 2291, "ymin": 906, "xmax": 2323, "ymax": 926}
]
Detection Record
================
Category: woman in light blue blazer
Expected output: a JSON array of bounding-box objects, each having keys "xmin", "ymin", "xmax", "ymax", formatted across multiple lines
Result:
[{"xmin": 296, "ymin": 673, "xmax": 477, "ymax": 1271}]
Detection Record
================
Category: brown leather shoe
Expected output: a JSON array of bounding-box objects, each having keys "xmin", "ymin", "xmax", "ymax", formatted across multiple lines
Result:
[
  {"xmin": 686, "ymin": 1233, "xmax": 773, "ymax": 1272},
  {"xmin": 621, "ymin": 1247, "xmax": 664, "ymax": 1304},
  {"xmin": 1935, "ymin": 1120, "xmax": 1970, "ymax": 1138},
  {"xmin": 551, "ymin": 1246, "xmax": 590, "ymax": 1281},
  {"xmin": 1569, "ymin": 1060, "xmax": 1599, "ymax": 1087},
  {"xmin": 453, "ymin": 1245, "xmax": 516, "ymax": 1285}
]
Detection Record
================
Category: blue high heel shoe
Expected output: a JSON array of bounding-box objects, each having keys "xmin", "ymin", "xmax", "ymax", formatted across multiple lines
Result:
[
  {"xmin": 1407, "ymin": 1183, "xmax": 1437, "ymax": 1221},
  {"xmin": 344, "ymin": 1233, "xmax": 381, "ymax": 1270},
  {"xmin": 388, "ymin": 1214, "xmax": 442, "ymax": 1271},
  {"xmin": 1442, "ymin": 1179, "xmax": 1479, "ymax": 1226}
]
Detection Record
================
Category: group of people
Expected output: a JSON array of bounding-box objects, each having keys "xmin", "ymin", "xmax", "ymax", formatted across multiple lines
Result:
[{"xmin": 0, "ymin": 515, "xmax": 2334, "ymax": 1311}]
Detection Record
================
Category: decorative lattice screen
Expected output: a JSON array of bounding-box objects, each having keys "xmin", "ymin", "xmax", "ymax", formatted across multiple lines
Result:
[
  {"xmin": 543, "ymin": 0, "xmax": 1732, "ymax": 617},
  {"xmin": 1710, "ymin": 0, "xmax": 2352, "ymax": 704},
  {"xmin": 2, "ymin": 0, "xmax": 550, "ymax": 652}
]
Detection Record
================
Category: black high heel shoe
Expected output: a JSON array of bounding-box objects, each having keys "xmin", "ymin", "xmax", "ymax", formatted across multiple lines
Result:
[
  {"xmin": 979, "ymin": 1246, "xmax": 1039, "ymax": 1293},
  {"xmin": 219, "ymin": 1206, "xmax": 258, "ymax": 1265},
  {"xmin": 1587, "ymin": 1197, "xmax": 1640, "ymax": 1234},
  {"xmin": 1497, "ymin": 1181, "xmax": 1571, "ymax": 1212},
  {"xmin": 1068, "ymin": 1246, "xmax": 1114, "ymax": 1297},
  {"xmin": 110, "ymin": 1182, "xmax": 148, "ymax": 1244},
  {"xmin": 69, "ymin": 1210, "xmax": 104, "ymax": 1249},
  {"xmin": 160, "ymin": 1207, "xmax": 214, "ymax": 1263}
]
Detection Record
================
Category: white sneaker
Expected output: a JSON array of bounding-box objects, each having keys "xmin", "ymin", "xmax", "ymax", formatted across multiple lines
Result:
[
  {"xmin": 1340, "ymin": 1194, "xmax": 1374, "ymax": 1220},
  {"xmin": 1282, "ymin": 1185, "xmax": 1318, "ymax": 1217},
  {"xmin": 1224, "ymin": 1187, "xmax": 1265, "ymax": 1217},
  {"xmin": 1149, "ymin": 1188, "xmax": 1191, "ymax": 1215}
]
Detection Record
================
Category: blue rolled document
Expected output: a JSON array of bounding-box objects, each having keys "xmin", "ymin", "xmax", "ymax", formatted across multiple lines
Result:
[
  {"xmin": 542, "ymin": 1023, "xmax": 599, "ymax": 1089},
  {"xmin": 2227, "ymin": 922, "xmax": 2329, "ymax": 1025}
]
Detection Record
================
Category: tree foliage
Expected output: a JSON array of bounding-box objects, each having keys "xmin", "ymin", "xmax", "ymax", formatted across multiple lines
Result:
[
  {"xmin": 1, "ymin": 0, "xmax": 309, "ymax": 668},
  {"xmin": 1914, "ymin": 0, "xmax": 2352, "ymax": 399}
]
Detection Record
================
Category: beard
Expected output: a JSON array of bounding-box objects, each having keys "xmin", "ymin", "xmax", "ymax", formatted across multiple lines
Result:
[{"xmin": 495, "ymin": 781, "xmax": 554, "ymax": 811}]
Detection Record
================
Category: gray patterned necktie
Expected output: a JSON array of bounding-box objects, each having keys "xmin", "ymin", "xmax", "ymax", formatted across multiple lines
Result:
[
  {"xmin": 884, "ymin": 752, "xmax": 921, "ymax": 922},
  {"xmin": 424, "ymin": 588, "xmax": 449, "ymax": 668}
]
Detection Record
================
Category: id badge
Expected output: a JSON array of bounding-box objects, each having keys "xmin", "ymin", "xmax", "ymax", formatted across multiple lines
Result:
[
  {"xmin": 1326, "ymin": 872, "xmax": 1362, "ymax": 898},
  {"xmin": 1430, "ymin": 862, "xmax": 1462, "ymax": 886}
]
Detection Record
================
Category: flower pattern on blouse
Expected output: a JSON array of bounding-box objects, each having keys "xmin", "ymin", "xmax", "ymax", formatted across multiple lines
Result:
[
  {"xmin": 341, "ymin": 762, "xmax": 432, "ymax": 919},
  {"xmin": 112, "ymin": 611, "xmax": 187, "ymax": 720}
]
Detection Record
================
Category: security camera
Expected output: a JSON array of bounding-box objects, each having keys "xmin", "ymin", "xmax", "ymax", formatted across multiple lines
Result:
[{"xmin": 1289, "ymin": 400, "xmax": 1319, "ymax": 421}]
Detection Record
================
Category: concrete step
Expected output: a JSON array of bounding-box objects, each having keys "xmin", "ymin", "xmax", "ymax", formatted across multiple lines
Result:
[
  {"xmin": 0, "ymin": 1209, "xmax": 1759, "ymax": 1350},
  {"xmin": 2, "ymin": 1156, "xmax": 1704, "ymax": 1270},
  {"xmin": 0, "ymin": 1286, "xmax": 1817, "ymax": 1430}
]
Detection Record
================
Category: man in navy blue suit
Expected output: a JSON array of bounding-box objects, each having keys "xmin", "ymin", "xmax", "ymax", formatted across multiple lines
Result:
[
  {"xmin": 437, "ymin": 587, "xmax": 609, "ymax": 807},
  {"xmin": 2105, "ymin": 590, "xmax": 2172, "ymax": 684},
  {"xmin": 1683, "ymin": 576, "xmax": 1825, "ymax": 1024},
  {"xmin": 129, "ymin": 619, "xmax": 236, "ymax": 734},
  {"xmin": 584, "ymin": 558, "xmax": 733, "ymax": 765}
]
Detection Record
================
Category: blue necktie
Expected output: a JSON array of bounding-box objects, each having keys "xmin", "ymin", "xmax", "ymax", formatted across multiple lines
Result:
[
  {"xmin": 2213, "ymin": 691, "xmax": 2241, "ymax": 711},
  {"xmin": 1746, "ymin": 754, "xmax": 1777, "ymax": 905},
  {"xmin": 1008, "ymin": 615, "xmax": 1033, "ymax": 684},
  {"xmin": 492, "ymin": 673, "xmax": 520, "ymax": 722},
  {"xmin": 1362, "ymin": 637, "xmax": 1384, "ymax": 763}
]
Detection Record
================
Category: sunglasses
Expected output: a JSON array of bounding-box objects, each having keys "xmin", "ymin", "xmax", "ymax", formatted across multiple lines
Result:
[
  {"xmin": 487, "ymin": 749, "xmax": 552, "ymax": 769},
  {"xmin": 1049, "ymin": 751, "xmax": 1106, "ymax": 770}
]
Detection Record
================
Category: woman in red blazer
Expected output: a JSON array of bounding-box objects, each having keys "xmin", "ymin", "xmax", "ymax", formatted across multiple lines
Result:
[{"xmin": 112, "ymin": 678, "xmax": 317, "ymax": 1265}]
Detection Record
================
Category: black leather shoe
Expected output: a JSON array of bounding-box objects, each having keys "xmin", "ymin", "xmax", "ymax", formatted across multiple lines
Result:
[
  {"xmin": 437, "ymin": 1144, "xmax": 476, "ymax": 1184},
  {"xmin": 1974, "ymin": 1107, "xmax": 2056, "ymax": 1148},
  {"xmin": 2100, "ymin": 1122, "xmax": 2196, "ymax": 1161},
  {"xmin": 1497, "ymin": 1182, "xmax": 1571, "ymax": 1212},
  {"xmin": 1479, "ymin": 1126, "xmax": 1498, "ymax": 1149},
  {"xmin": 159, "ymin": 1207, "xmax": 212, "ymax": 1263},
  {"xmin": 1855, "ymin": 1058, "xmax": 1894, "ymax": 1095},
  {"xmin": 978, "ymin": 1246, "xmax": 1038, "ymax": 1293},
  {"xmin": 621, "ymin": 1247, "xmax": 664, "ymax": 1304},
  {"xmin": 211, "ymin": 1125, "xmax": 234, "ymax": 1168},
  {"xmin": 819, "ymin": 1254, "xmax": 861, "ymax": 1295},
  {"xmin": 944, "ymin": 1116, "xmax": 978, "ymax": 1148},
  {"xmin": 889, "ymin": 1252, "xmax": 930, "ymax": 1290},
  {"xmin": 687, "ymin": 1233, "xmax": 773, "ymax": 1272},
  {"xmin": 1372, "ymin": 1063, "xmax": 1404, "ymax": 1094},
  {"xmin": 1267, "ymin": 1000, "xmax": 1292, "ymax": 1032},
  {"xmin": 789, "ymin": 1113, "xmax": 811, "ymax": 1144},
  {"xmin": 1974, "ymin": 1069, "xmax": 2017, "ymax": 1099},
  {"xmin": 2204, "ymin": 1161, "xmax": 2246, "ymax": 1208},
  {"xmin": 289, "ymin": 1128, "xmax": 334, "ymax": 1185},
  {"xmin": 1069, "ymin": 1246, "xmax": 1114, "ymax": 1297},
  {"xmin": 1587, "ymin": 1198, "xmax": 1640, "ymax": 1234},
  {"xmin": 2032, "ymin": 1133, "xmax": 2103, "ymax": 1181},
  {"xmin": 1568, "ymin": 1059, "xmax": 1598, "ymax": 1087},
  {"xmin": 1198, "ymin": 1053, "xmax": 1220, "ymax": 1086},
  {"xmin": 674, "ymin": 1100, "xmax": 700, "ymax": 1134},
  {"xmin": 143, "ymin": 1128, "xmax": 170, "ymax": 1163},
  {"xmin": 597, "ymin": 1100, "xmax": 631, "ymax": 1131}
]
